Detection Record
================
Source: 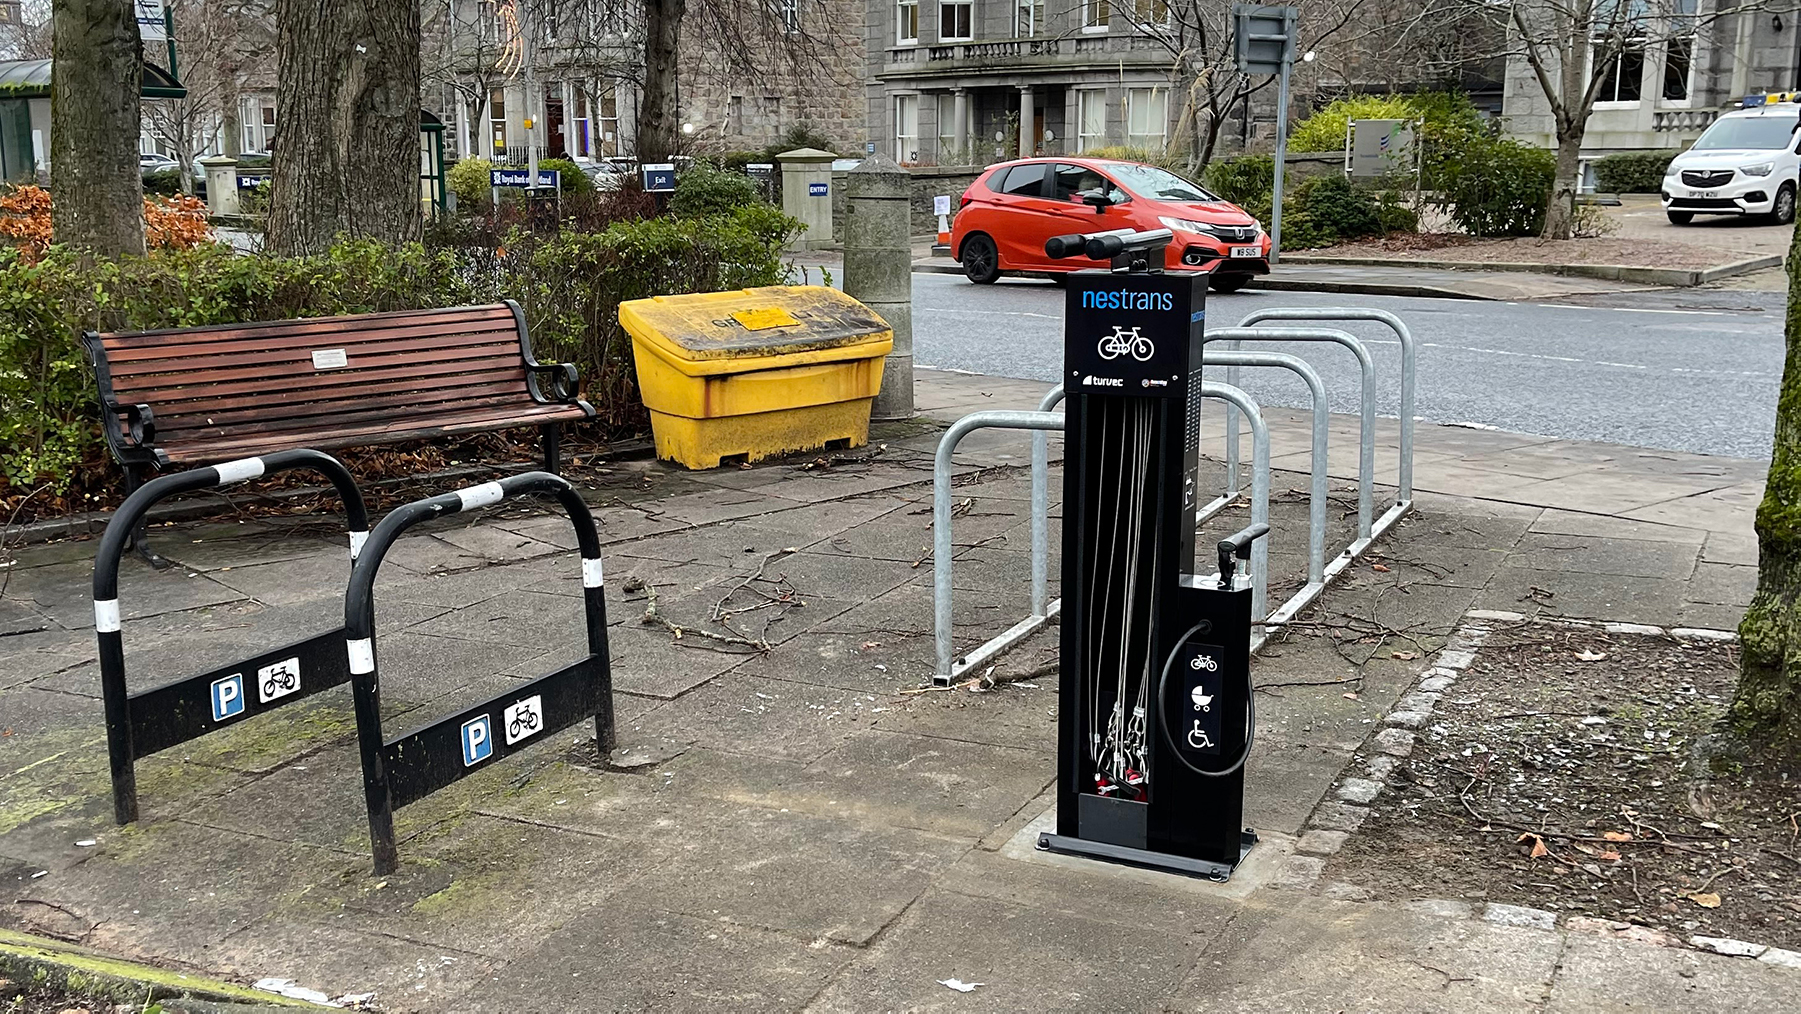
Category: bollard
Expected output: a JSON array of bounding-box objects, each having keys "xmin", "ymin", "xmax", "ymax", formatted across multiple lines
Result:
[
  {"xmin": 847, "ymin": 152, "xmax": 916, "ymax": 421},
  {"xmin": 776, "ymin": 147, "xmax": 837, "ymax": 250},
  {"xmin": 198, "ymin": 154, "xmax": 239, "ymax": 217}
]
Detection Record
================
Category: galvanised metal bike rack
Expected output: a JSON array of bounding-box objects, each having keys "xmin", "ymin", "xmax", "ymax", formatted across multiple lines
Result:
[
  {"xmin": 92, "ymin": 449, "xmax": 370, "ymax": 824},
  {"xmin": 344, "ymin": 471, "xmax": 613, "ymax": 874}
]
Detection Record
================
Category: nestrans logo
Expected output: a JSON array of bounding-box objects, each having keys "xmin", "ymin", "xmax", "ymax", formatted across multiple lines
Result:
[{"xmin": 1098, "ymin": 325, "xmax": 1155, "ymax": 362}]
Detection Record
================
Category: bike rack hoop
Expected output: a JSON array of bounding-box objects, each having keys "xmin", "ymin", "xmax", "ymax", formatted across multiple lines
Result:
[
  {"xmin": 344, "ymin": 470, "xmax": 613, "ymax": 875},
  {"xmin": 91, "ymin": 448, "xmax": 372, "ymax": 825}
]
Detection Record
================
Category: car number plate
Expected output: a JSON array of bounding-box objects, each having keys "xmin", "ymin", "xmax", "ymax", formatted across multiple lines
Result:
[
  {"xmin": 1688, "ymin": 189, "xmax": 1715, "ymax": 198},
  {"xmin": 1229, "ymin": 245, "xmax": 1261, "ymax": 259}
]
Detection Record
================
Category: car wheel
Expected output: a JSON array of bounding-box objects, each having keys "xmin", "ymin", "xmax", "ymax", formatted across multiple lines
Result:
[
  {"xmin": 1208, "ymin": 273, "xmax": 1253, "ymax": 294},
  {"xmin": 961, "ymin": 234, "xmax": 1001, "ymax": 285},
  {"xmin": 1666, "ymin": 211, "xmax": 1694, "ymax": 225},
  {"xmin": 1770, "ymin": 184, "xmax": 1796, "ymax": 226}
]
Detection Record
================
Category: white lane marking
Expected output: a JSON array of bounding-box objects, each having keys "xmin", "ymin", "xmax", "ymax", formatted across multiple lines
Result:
[
  {"xmin": 918, "ymin": 306, "xmax": 1063, "ymax": 320},
  {"xmin": 94, "ymin": 599, "xmax": 121, "ymax": 633}
]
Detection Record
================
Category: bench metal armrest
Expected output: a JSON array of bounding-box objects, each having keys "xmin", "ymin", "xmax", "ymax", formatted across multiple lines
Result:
[
  {"xmin": 122, "ymin": 403, "xmax": 157, "ymax": 446},
  {"xmin": 524, "ymin": 360, "xmax": 580, "ymax": 403}
]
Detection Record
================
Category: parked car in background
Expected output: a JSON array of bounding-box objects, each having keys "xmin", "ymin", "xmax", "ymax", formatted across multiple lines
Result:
[
  {"xmin": 950, "ymin": 157, "xmax": 1272, "ymax": 292},
  {"xmin": 139, "ymin": 153, "xmax": 178, "ymax": 175},
  {"xmin": 1661, "ymin": 94, "xmax": 1801, "ymax": 226}
]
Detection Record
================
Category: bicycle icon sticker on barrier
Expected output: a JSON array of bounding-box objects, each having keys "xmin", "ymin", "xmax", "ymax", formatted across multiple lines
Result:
[
  {"xmin": 505, "ymin": 695, "xmax": 543, "ymax": 745},
  {"xmin": 258, "ymin": 657, "xmax": 302, "ymax": 703}
]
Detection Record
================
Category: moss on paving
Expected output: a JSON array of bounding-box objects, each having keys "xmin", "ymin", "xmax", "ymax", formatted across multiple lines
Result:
[{"xmin": 0, "ymin": 928, "xmax": 323, "ymax": 1007}]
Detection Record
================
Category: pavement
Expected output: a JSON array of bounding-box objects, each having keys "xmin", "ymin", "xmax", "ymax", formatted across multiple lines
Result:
[{"xmin": 0, "ymin": 368, "xmax": 1779, "ymax": 1012}]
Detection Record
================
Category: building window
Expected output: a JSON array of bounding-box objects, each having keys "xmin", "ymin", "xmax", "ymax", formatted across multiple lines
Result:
[
  {"xmin": 779, "ymin": 0, "xmax": 798, "ymax": 33},
  {"xmin": 1082, "ymin": 0, "xmax": 1110, "ymax": 31},
  {"xmin": 572, "ymin": 86, "xmax": 591, "ymax": 158},
  {"xmin": 897, "ymin": 0, "xmax": 918, "ymax": 43},
  {"xmin": 937, "ymin": 93, "xmax": 958, "ymax": 158},
  {"xmin": 1130, "ymin": 0, "xmax": 1168, "ymax": 23},
  {"xmin": 490, "ymin": 88, "xmax": 507, "ymax": 153},
  {"xmin": 1014, "ymin": 0, "xmax": 1043, "ymax": 36},
  {"xmin": 1593, "ymin": 37, "xmax": 1645, "ymax": 105},
  {"xmin": 1126, "ymin": 87, "xmax": 1166, "ymax": 151},
  {"xmin": 1661, "ymin": 35, "xmax": 1692, "ymax": 102},
  {"xmin": 598, "ymin": 88, "xmax": 620, "ymax": 156},
  {"xmin": 1077, "ymin": 90, "xmax": 1107, "ymax": 151},
  {"xmin": 477, "ymin": 0, "xmax": 495, "ymax": 43},
  {"xmin": 940, "ymin": 0, "xmax": 972, "ymax": 41},
  {"xmin": 896, "ymin": 94, "xmax": 920, "ymax": 162}
]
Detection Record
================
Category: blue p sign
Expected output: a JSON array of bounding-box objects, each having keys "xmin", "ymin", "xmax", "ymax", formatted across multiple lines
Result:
[
  {"xmin": 211, "ymin": 675, "xmax": 245, "ymax": 722},
  {"xmin": 461, "ymin": 715, "xmax": 493, "ymax": 767}
]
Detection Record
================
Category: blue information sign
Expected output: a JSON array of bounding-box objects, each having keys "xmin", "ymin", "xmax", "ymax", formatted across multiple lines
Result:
[
  {"xmin": 489, "ymin": 168, "xmax": 560, "ymax": 189},
  {"xmin": 641, "ymin": 163, "xmax": 677, "ymax": 193},
  {"xmin": 808, "ymin": 182, "xmax": 829, "ymax": 197}
]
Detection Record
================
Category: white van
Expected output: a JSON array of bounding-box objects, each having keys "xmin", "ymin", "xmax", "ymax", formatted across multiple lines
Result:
[{"xmin": 1661, "ymin": 94, "xmax": 1801, "ymax": 226}]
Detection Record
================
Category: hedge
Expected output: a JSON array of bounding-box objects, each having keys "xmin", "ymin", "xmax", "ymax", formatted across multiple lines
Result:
[{"xmin": 1594, "ymin": 151, "xmax": 1676, "ymax": 194}]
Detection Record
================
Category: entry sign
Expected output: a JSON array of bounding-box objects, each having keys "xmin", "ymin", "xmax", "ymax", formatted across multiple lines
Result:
[
  {"xmin": 642, "ymin": 163, "xmax": 677, "ymax": 192},
  {"xmin": 1232, "ymin": 4, "xmax": 1296, "ymax": 75},
  {"xmin": 808, "ymin": 181, "xmax": 829, "ymax": 197},
  {"xmin": 490, "ymin": 168, "xmax": 559, "ymax": 189}
]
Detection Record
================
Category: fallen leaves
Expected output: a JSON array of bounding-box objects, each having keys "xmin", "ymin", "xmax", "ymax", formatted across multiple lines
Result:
[
  {"xmin": 1686, "ymin": 892, "xmax": 1722, "ymax": 909},
  {"xmin": 1518, "ymin": 832, "xmax": 1551, "ymax": 859},
  {"xmin": 1575, "ymin": 649, "xmax": 1608, "ymax": 662}
]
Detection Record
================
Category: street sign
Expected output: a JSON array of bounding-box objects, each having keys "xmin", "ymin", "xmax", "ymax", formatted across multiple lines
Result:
[
  {"xmin": 1232, "ymin": 4, "xmax": 1295, "ymax": 75},
  {"xmin": 490, "ymin": 167, "xmax": 559, "ymax": 189},
  {"xmin": 135, "ymin": 0, "xmax": 167, "ymax": 42},
  {"xmin": 642, "ymin": 163, "xmax": 676, "ymax": 192},
  {"xmin": 1348, "ymin": 119, "xmax": 1414, "ymax": 178}
]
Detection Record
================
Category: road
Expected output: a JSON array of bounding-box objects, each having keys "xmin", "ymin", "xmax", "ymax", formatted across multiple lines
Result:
[{"xmin": 910, "ymin": 273, "xmax": 1785, "ymax": 459}]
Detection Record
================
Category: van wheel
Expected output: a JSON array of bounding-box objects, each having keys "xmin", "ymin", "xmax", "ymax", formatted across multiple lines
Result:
[
  {"xmin": 1770, "ymin": 184, "xmax": 1796, "ymax": 226},
  {"xmin": 1208, "ymin": 273, "xmax": 1253, "ymax": 293},
  {"xmin": 1666, "ymin": 211, "xmax": 1693, "ymax": 225},
  {"xmin": 961, "ymin": 234, "xmax": 1001, "ymax": 284}
]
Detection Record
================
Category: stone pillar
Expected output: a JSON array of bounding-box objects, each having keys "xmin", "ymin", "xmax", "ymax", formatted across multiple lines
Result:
[
  {"xmin": 1018, "ymin": 86, "xmax": 1034, "ymax": 158},
  {"xmin": 199, "ymin": 154, "xmax": 240, "ymax": 217},
  {"xmin": 777, "ymin": 147, "xmax": 838, "ymax": 249},
  {"xmin": 846, "ymin": 153, "xmax": 914, "ymax": 421},
  {"xmin": 953, "ymin": 88, "xmax": 969, "ymax": 156}
]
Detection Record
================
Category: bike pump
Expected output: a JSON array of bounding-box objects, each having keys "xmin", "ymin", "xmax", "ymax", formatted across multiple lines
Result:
[{"xmin": 1037, "ymin": 226, "xmax": 1269, "ymax": 881}]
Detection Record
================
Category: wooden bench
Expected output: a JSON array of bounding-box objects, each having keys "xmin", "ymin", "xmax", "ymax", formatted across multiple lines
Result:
[{"xmin": 86, "ymin": 300, "xmax": 594, "ymax": 555}]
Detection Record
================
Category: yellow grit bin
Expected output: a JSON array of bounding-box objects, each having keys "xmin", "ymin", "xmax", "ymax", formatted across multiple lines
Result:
[{"xmin": 618, "ymin": 285, "xmax": 894, "ymax": 469}]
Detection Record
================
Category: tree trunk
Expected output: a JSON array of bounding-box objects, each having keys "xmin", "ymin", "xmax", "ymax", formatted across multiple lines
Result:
[
  {"xmin": 1736, "ymin": 222, "xmax": 1801, "ymax": 750},
  {"xmin": 266, "ymin": 0, "xmax": 421, "ymax": 257},
  {"xmin": 1542, "ymin": 125, "xmax": 1583, "ymax": 240},
  {"xmin": 50, "ymin": 0, "xmax": 145, "ymax": 255},
  {"xmin": 636, "ymin": 0, "xmax": 683, "ymax": 164}
]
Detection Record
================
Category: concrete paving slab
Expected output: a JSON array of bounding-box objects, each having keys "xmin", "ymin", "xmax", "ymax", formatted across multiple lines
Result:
[
  {"xmin": 1684, "ymin": 561, "xmax": 1758, "ymax": 606},
  {"xmin": 805, "ymin": 885, "xmax": 1205, "ymax": 1013},
  {"xmin": 794, "ymin": 730, "xmax": 1051, "ymax": 839},
  {"xmin": 1544, "ymin": 932, "xmax": 1800, "ymax": 1012},
  {"xmin": 369, "ymin": 534, "xmax": 493, "ymax": 575},
  {"xmin": 205, "ymin": 550, "xmax": 358, "ymax": 607},
  {"xmin": 622, "ymin": 673, "xmax": 881, "ymax": 764},
  {"xmin": 1163, "ymin": 897, "xmax": 1563, "ymax": 1013},
  {"xmin": 1473, "ymin": 566, "xmax": 1697, "ymax": 626},
  {"xmin": 1618, "ymin": 481, "xmax": 1762, "ymax": 535},
  {"xmin": 0, "ymin": 595, "xmax": 51, "ymax": 636},
  {"xmin": 1528, "ymin": 508, "xmax": 1708, "ymax": 544},
  {"xmin": 429, "ymin": 523, "xmax": 565, "ymax": 563},
  {"xmin": 5, "ymin": 559, "xmax": 249, "ymax": 630},
  {"xmin": 1701, "ymin": 529, "xmax": 1759, "ymax": 566},
  {"xmin": 212, "ymin": 915, "xmax": 497, "ymax": 1010},
  {"xmin": 602, "ymin": 622, "xmax": 753, "ymax": 699},
  {"xmin": 411, "ymin": 589, "xmax": 590, "ymax": 648},
  {"xmin": 1503, "ymin": 532, "xmax": 1701, "ymax": 580},
  {"xmin": 870, "ymin": 683, "xmax": 1057, "ymax": 754}
]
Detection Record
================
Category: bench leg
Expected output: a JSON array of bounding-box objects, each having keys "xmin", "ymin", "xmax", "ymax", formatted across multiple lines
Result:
[
  {"xmin": 123, "ymin": 464, "xmax": 171, "ymax": 571},
  {"xmin": 541, "ymin": 423, "xmax": 562, "ymax": 474}
]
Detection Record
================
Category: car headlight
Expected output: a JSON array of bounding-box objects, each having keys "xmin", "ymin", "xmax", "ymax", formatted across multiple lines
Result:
[
  {"xmin": 1158, "ymin": 216, "xmax": 1217, "ymax": 235},
  {"xmin": 1743, "ymin": 162, "xmax": 1775, "ymax": 177}
]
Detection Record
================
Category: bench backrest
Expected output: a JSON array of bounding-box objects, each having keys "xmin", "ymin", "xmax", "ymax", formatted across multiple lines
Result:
[{"xmin": 87, "ymin": 302, "xmax": 549, "ymax": 464}]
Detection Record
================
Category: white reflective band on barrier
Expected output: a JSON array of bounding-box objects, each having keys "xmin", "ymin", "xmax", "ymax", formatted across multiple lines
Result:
[
  {"xmin": 213, "ymin": 457, "xmax": 266, "ymax": 485},
  {"xmin": 582, "ymin": 556, "xmax": 605, "ymax": 588},
  {"xmin": 456, "ymin": 482, "xmax": 505, "ymax": 511},
  {"xmin": 93, "ymin": 598, "xmax": 121, "ymax": 633},
  {"xmin": 349, "ymin": 530, "xmax": 369, "ymax": 559},
  {"xmin": 347, "ymin": 637, "xmax": 375, "ymax": 675}
]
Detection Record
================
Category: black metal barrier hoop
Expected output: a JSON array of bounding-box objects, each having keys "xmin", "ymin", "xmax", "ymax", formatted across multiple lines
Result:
[
  {"xmin": 92, "ymin": 449, "xmax": 371, "ymax": 825},
  {"xmin": 344, "ymin": 471, "xmax": 613, "ymax": 875}
]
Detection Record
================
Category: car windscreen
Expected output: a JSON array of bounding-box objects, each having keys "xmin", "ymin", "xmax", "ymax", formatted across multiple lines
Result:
[
  {"xmin": 1101, "ymin": 162, "xmax": 1218, "ymax": 202},
  {"xmin": 1691, "ymin": 115, "xmax": 1798, "ymax": 151}
]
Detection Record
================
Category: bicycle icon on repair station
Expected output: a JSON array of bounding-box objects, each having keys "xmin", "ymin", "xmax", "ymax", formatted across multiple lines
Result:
[{"xmin": 1097, "ymin": 325, "xmax": 1155, "ymax": 362}]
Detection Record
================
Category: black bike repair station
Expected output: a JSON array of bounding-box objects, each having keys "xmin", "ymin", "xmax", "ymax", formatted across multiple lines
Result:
[{"xmin": 1036, "ymin": 225, "xmax": 1268, "ymax": 881}]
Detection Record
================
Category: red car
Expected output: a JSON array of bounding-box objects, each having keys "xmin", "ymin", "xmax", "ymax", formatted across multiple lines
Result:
[{"xmin": 951, "ymin": 157, "xmax": 1272, "ymax": 292}]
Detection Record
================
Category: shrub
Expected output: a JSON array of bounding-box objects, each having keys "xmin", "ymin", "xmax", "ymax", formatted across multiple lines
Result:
[
  {"xmin": 447, "ymin": 156, "xmax": 496, "ymax": 208},
  {"xmin": 1422, "ymin": 125, "xmax": 1555, "ymax": 237},
  {"xmin": 1594, "ymin": 151, "xmax": 1675, "ymax": 194},
  {"xmin": 670, "ymin": 162, "xmax": 763, "ymax": 216},
  {"xmin": 1289, "ymin": 92, "xmax": 1484, "ymax": 153},
  {"xmin": 537, "ymin": 157, "xmax": 593, "ymax": 196},
  {"xmin": 142, "ymin": 168, "xmax": 184, "ymax": 197},
  {"xmin": 1281, "ymin": 174, "xmax": 1389, "ymax": 249},
  {"xmin": 1203, "ymin": 155, "xmax": 1274, "ymax": 216},
  {"xmin": 0, "ymin": 206, "xmax": 801, "ymax": 491},
  {"xmin": 0, "ymin": 186, "xmax": 211, "ymax": 262},
  {"xmin": 761, "ymin": 124, "xmax": 838, "ymax": 159}
]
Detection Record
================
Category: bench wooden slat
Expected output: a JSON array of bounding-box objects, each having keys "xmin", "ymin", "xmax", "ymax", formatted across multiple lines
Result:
[
  {"xmin": 101, "ymin": 319, "xmax": 523, "ymax": 365},
  {"xmin": 98, "ymin": 305, "xmax": 517, "ymax": 346},
  {"xmin": 106, "ymin": 331, "xmax": 521, "ymax": 379},
  {"xmin": 89, "ymin": 300, "xmax": 594, "ymax": 472},
  {"xmin": 110, "ymin": 355, "xmax": 527, "ymax": 405}
]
